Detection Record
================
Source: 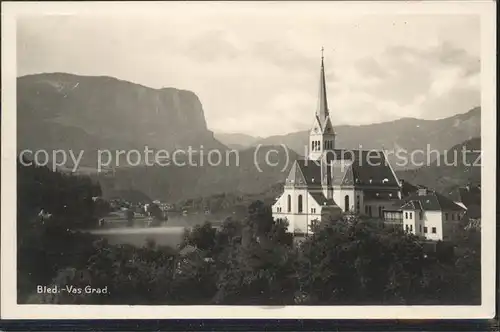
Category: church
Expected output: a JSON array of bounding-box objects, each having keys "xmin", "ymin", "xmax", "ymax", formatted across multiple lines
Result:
[{"xmin": 272, "ymin": 52, "xmax": 403, "ymax": 235}]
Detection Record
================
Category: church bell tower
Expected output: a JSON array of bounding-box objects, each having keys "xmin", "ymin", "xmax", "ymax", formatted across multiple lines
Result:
[{"xmin": 309, "ymin": 48, "xmax": 336, "ymax": 161}]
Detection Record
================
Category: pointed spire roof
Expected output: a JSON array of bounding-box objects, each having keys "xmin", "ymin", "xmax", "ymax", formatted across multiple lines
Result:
[{"xmin": 316, "ymin": 47, "xmax": 329, "ymax": 122}]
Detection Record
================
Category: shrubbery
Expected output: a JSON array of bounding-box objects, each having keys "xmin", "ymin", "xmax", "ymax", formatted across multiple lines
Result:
[{"xmin": 18, "ymin": 163, "xmax": 481, "ymax": 305}]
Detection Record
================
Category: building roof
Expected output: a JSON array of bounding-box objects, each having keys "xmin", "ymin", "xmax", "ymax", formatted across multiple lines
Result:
[
  {"xmin": 383, "ymin": 199, "xmax": 406, "ymax": 212},
  {"xmin": 316, "ymin": 54, "xmax": 329, "ymax": 125},
  {"xmin": 326, "ymin": 149, "xmax": 399, "ymax": 187},
  {"xmin": 464, "ymin": 204, "xmax": 481, "ymax": 219},
  {"xmin": 179, "ymin": 245, "xmax": 199, "ymax": 256},
  {"xmin": 364, "ymin": 190, "xmax": 398, "ymax": 200},
  {"xmin": 458, "ymin": 185, "xmax": 481, "ymax": 208},
  {"xmin": 401, "ymin": 200, "xmax": 423, "ymax": 210},
  {"xmin": 287, "ymin": 148, "xmax": 399, "ymax": 189},
  {"xmin": 331, "ymin": 160, "xmax": 353, "ymax": 185},
  {"xmin": 401, "ymin": 190, "xmax": 465, "ymax": 212},
  {"xmin": 309, "ymin": 192, "xmax": 336, "ymax": 206},
  {"xmin": 286, "ymin": 159, "xmax": 323, "ymax": 187},
  {"xmin": 400, "ymin": 180, "xmax": 419, "ymax": 197}
]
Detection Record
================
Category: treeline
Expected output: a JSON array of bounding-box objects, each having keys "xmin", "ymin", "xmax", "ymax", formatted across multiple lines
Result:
[
  {"xmin": 18, "ymin": 161, "xmax": 110, "ymax": 228},
  {"xmin": 18, "ymin": 163, "xmax": 480, "ymax": 305},
  {"xmin": 175, "ymin": 182, "xmax": 284, "ymax": 213},
  {"xmin": 17, "ymin": 162, "xmax": 110, "ymax": 301}
]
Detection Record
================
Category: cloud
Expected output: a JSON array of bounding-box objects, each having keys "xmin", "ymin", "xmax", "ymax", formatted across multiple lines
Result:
[
  {"xmin": 350, "ymin": 41, "xmax": 480, "ymax": 119},
  {"xmin": 16, "ymin": 13, "xmax": 481, "ymax": 136}
]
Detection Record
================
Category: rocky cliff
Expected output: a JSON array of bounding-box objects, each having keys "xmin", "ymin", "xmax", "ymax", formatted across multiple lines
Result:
[{"xmin": 17, "ymin": 73, "xmax": 224, "ymax": 165}]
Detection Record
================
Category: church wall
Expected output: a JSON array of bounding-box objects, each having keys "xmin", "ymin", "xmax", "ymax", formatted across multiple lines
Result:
[
  {"xmin": 333, "ymin": 187, "xmax": 355, "ymax": 212},
  {"xmin": 272, "ymin": 187, "xmax": 311, "ymax": 233},
  {"xmin": 308, "ymin": 133, "xmax": 324, "ymax": 160},
  {"xmin": 354, "ymin": 190, "xmax": 364, "ymax": 215},
  {"xmin": 364, "ymin": 199, "xmax": 395, "ymax": 219},
  {"xmin": 272, "ymin": 188, "xmax": 332, "ymax": 234}
]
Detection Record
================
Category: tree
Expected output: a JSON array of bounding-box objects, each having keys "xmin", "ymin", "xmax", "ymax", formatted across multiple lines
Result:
[
  {"xmin": 148, "ymin": 203, "xmax": 164, "ymax": 226},
  {"xmin": 268, "ymin": 218, "xmax": 292, "ymax": 246},
  {"xmin": 126, "ymin": 209, "xmax": 135, "ymax": 227},
  {"xmin": 182, "ymin": 221, "xmax": 216, "ymax": 252},
  {"xmin": 296, "ymin": 217, "xmax": 427, "ymax": 304},
  {"xmin": 245, "ymin": 200, "xmax": 273, "ymax": 237}
]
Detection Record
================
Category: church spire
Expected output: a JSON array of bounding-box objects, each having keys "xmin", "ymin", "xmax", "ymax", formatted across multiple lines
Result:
[{"xmin": 316, "ymin": 47, "xmax": 329, "ymax": 121}]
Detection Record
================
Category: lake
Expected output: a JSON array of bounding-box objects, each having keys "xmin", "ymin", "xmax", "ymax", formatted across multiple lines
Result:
[{"xmin": 87, "ymin": 211, "xmax": 233, "ymax": 248}]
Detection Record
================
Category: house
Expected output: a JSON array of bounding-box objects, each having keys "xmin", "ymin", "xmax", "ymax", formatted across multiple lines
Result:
[
  {"xmin": 454, "ymin": 184, "xmax": 481, "ymax": 230},
  {"xmin": 400, "ymin": 187, "xmax": 466, "ymax": 241},
  {"xmin": 382, "ymin": 199, "xmax": 405, "ymax": 228},
  {"xmin": 272, "ymin": 52, "xmax": 402, "ymax": 235}
]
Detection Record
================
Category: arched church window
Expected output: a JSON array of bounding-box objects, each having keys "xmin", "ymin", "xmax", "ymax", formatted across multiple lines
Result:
[
  {"xmin": 298, "ymin": 195, "xmax": 303, "ymax": 213},
  {"xmin": 311, "ymin": 141, "xmax": 314, "ymax": 151},
  {"xmin": 344, "ymin": 195, "xmax": 349, "ymax": 212},
  {"xmin": 287, "ymin": 195, "xmax": 291, "ymax": 212}
]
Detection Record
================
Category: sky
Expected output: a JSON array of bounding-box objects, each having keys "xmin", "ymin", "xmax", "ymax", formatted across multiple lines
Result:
[{"xmin": 17, "ymin": 7, "xmax": 481, "ymax": 137}]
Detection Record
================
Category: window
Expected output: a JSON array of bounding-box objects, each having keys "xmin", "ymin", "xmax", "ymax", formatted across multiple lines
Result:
[
  {"xmin": 424, "ymin": 227, "xmax": 428, "ymax": 233},
  {"xmin": 405, "ymin": 212, "xmax": 408, "ymax": 219},
  {"xmin": 287, "ymin": 195, "xmax": 291, "ymax": 212},
  {"xmin": 405, "ymin": 225, "xmax": 409, "ymax": 232},
  {"xmin": 344, "ymin": 195, "xmax": 350, "ymax": 212},
  {"xmin": 445, "ymin": 213, "xmax": 448, "ymax": 220},
  {"xmin": 410, "ymin": 225, "xmax": 413, "ymax": 231},
  {"xmin": 311, "ymin": 208, "xmax": 316, "ymax": 214},
  {"xmin": 410, "ymin": 212, "xmax": 413, "ymax": 219},
  {"xmin": 419, "ymin": 211, "xmax": 423, "ymax": 219},
  {"xmin": 451, "ymin": 213, "xmax": 455, "ymax": 220},
  {"xmin": 378, "ymin": 206, "xmax": 382, "ymax": 217},
  {"xmin": 298, "ymin": 195, "xmax": 303, "ymax": 213},
  {"xmin": 432, "ymin": 227, "xmax": 436, "ymax": 234},
  {"xmin": 356, "ymin": 196, "xmax": 360, "ymax": 212}
]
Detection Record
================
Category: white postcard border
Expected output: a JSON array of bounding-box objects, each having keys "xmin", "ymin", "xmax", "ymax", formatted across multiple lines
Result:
[{"xmin": 1, "ymin": 1, "xmax": 496, "ymax": 320}]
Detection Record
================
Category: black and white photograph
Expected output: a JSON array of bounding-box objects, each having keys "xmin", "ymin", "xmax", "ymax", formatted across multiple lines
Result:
[{"xmin": 1, "ymin": 1, "xmax": 496, "ymax": 320}]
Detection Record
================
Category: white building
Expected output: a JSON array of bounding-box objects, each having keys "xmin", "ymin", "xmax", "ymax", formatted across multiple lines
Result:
[
  {"xmin": 401, "ymin": 187, "xmax": 466, "ymax": 241},
  {"xmin": 272, "ymin": 53, "xmax": 402, "ymax": 235}
]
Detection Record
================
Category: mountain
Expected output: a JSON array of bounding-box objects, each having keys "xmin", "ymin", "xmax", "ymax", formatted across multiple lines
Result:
[
  {"xmin": 396, "ymin": 137, "xmax": 481, "ymax": 197},
  {"xmin": 214, "ymin": 133, "xmax": 263, "ymax": 150},
  {"xmin": 18, "ymin": 72, "xmax": 481, "ymax": 202},
  {"xmin": 252, "ymin": 107, "xmax": 481, "ymax": 169},
  {"xmin": 96, "ymin": 145, "xmax": 299, "ymax": 202},
  {"xmin": 17, "ymin": 73, "xmax": 226, "ymax": 166}
]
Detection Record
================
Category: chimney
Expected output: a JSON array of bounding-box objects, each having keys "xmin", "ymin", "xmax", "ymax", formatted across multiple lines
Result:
[{"xmin": 418, "ymin": 188, "xmax": 427, "ymax": 196}]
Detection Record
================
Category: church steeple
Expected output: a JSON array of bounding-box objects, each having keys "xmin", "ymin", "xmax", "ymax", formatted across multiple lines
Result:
[
  {"xmin": 309, "ymin": 47, "xmax": 336, "ymax": 162},
  {"xmin": 316, "ymin": 47, "xmax": 329, "ymax": 122}
]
